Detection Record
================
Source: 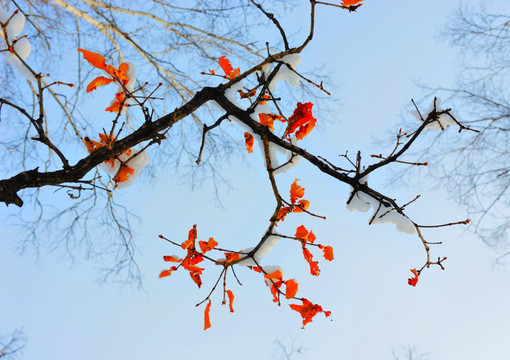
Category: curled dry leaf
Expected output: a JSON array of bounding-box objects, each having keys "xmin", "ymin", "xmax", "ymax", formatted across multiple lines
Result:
[
  {"xmin": 289, "ymin": 298, "xmax": 331, "ymax": 328},
  {"xmin": 204, "ymin": 300, "xmax": 212, "ymax": 330},
  {"xmin": 227, "ymin": 290, "xmax": 235, "ymax": 313},
  {"xmin": 408, "ymin": 268, "xmax": 419, "ymax": 286},
  {"xmin": 244, "ymin": 132, "xmax": 254, "ymax": 153},
  {"xmin": 199, "ymin": 237, "xmax": 218, "ymax": 254}
]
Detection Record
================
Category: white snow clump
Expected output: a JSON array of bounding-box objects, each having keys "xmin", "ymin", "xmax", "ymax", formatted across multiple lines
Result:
[
  {"xmin": 0, "ymin": 8, "xmax": 34, "ymax": 80},
  {"xmin": 267, "ymin": 54, "xmax": 302, "ymax": 92},
  {"xmin": 411, "ymin": 97, "xmax": 458, "ymax": 130},
  {"xmin": 238, "ymin": 232, "xmax": 281, "ymax": 266},
  {"xmin": 346, "ymin": 181, "xmax": 416, "ymax": 235}
]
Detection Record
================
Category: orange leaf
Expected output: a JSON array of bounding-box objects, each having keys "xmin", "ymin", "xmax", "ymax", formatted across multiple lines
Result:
[
  {"xmin": 244, "ymin": 132, "xmax": 254, "ymax": 153},
  {"xmin": 226, "ymin": 290, "xmax": 235, "ymax": 313},
  {"xmin": 275, "ymin": 206, "xmax": 291, "ymax": 223},
  {"xmin": 105, "ymin": 92, "xmax": 126, "ymax": 113},
  {"xmin": 105, "ymin": 63, "xmax": 130, "ymax": 84},
  {"xmin": 78, "ymin": 48, "xmax": 107, "ymax": 70},
  {"xmin": 83, "ymin": 136, "xmax": 104, "ymax": 153},
  {"xmin": 293, "ymin": 199, "xmax": 310, "ymax": 213},
  {"xmin": 270, "ymin": 282, "xmax": 282, "ymax": 303},
  {"xmin": 295, "ymin": 121, "xmax": 316, "ymax": 141},
  {"xmin": 289, "ymin": 298, "xmax": 329, "ymax": 328},
  {"xmin": 295, "ymin": 226, "xmax": 316, "ymax": 244},
  {"xmin": 290, "ymin": 179, "xmax": 305, "ymax": 204},
  {"xmin": 218, "ymin": 56, "xmax": 240, "ymax": 80},
  {"xmin": 238, "ymin": 89, "xmax": 257, "ymax": 99},
  {"xmin": 105, "ymin": 101, "xmax": 122, "ymax": 113},
  {"xmin": 182, "ymin": 224, "xmax": 197, "ymax": 249},
  {"xmin": 224, "ymin": 252, "xmax": 240, "ymax": 264},
  {"xmin": 199, "ymin": 237, "xmax": 218, "ymax": 254},
  {"xmin": 113, "ymin": 165, "xmax": 134, "ymax": 183},
  {"xmin": 159, "ymin": 269, "xmax": 172, "ymax": 278},
  {"xmin": 295, "ymin": 225, "xmax": 309, "ymax": 240},
  {"xmin": 408, "ymin": 268, "xmax": 419, "ymax": 287},
  {"xmin": 321, "ymin": 245, "xmax": 334, "ymax": 261},
  {"xmin": 342, "ymin": 0, "xmax": 363, "ymax": 6},
  {"xmin": 86, "ymin": 76, "xmax": 115, "ymax": 93},
  {"xmin": 264, "ymin": 270, "xmax": 283, "ymax": 303},
  {"xmin": 259, "ymin": 113, "xmax": 284, "ymax": 130},
  {"xmin": 302, "ymin": 247, "xmax": 320, "ymax": 276},
  {"xmin": 264, "ymin": 269, "xmax": 283, "ymax": 282},
  {"xmin": 259, "ymin": 94, "xmax": 271, "ymax": 105},
  {"xmin": 98, "ymin": 133, "xmax": 115, "ymax": 147},
  {"xmin": 163, "ymin": 255, "xmax": 182, "ymax": 262},
  {"xmin": 228, "ymin": 68, "xmax": 240, "ymax": 80},
  {"xmin": 204, "ymin": 300, "xmax": 212, "ymax": 330},
  {"xmin": 285, "ymin": 279, "xmax": 299, "ymax": 299},
  {"xmin": 189, "ymin": 271, "xmax": 202, "ymax": 288}
]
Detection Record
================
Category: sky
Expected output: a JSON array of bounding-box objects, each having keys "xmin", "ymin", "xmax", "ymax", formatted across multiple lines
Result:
[{"xmin": 2, "ymin": 1, "xmax": 510, "ymax": 359}]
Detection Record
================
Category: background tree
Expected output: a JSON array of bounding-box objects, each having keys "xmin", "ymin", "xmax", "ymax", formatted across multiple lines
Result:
[
  {"xmin": 0, "ymin": 330, "xmax": 25, "ymax": 360},
  {"xmin": 391, "ymin": 345, "xmax": 432, "ymax": 360},
  {"xmin": 420, "ymin": 2, "xmax": 510, "ymax": 260}
]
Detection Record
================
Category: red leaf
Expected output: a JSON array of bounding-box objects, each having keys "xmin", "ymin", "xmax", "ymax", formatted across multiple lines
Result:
[
  {"xmin": 342, "ymin": 0, "xmax": 363, "ymax": 6},
  {"xmin": 408, "ymin": 268, "xmax": 419, "ymax": 287},
  {"xmin": 219, "ymin": 56, "xmax": 233, "ymax": 75},
  {"xmin": 289, "ymin": 298, "xmax": 329, "ymax": 328},
  {"xmin": 302, "ymin": 247, "xmax": 320, "ymax": 276},
  {"xmin": 218, "ymin": 56, "xmax": 240, "ymax": 80},
  {"xmin": 284, "ymin": 102, "xmax": 317, "ymax": 140},
  {"xmin": 204, "ymin": 300, "xmax": 212, "ymax": 330},
  {"xmin": 226, "ymin": 290, "xmax": 235, "ymax": 313},
  {"xmin": 321, "ymin": 245, "xmax": 334, "ymax": 261}
]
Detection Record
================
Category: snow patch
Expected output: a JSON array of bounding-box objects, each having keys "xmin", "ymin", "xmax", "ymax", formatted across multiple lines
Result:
[
  {"xmin": 268, "ymin": 54, "xmax": 302, "ymax": 92},
  {"xmin": 411, "ymin": 97, "xmax": 458, "ymax": 130},
  {"xmin": 1, "ymin": 8, "xmax": 34, "ymax": 80},
  {"xmin": 346, "ymin": 188, "xmax": 416, "ymax": 234}
]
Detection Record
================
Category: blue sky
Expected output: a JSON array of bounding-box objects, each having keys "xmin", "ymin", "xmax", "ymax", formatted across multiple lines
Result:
[{"xmin": 2, "ymin": 1, "xmax": 510, "ymax": 359}]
